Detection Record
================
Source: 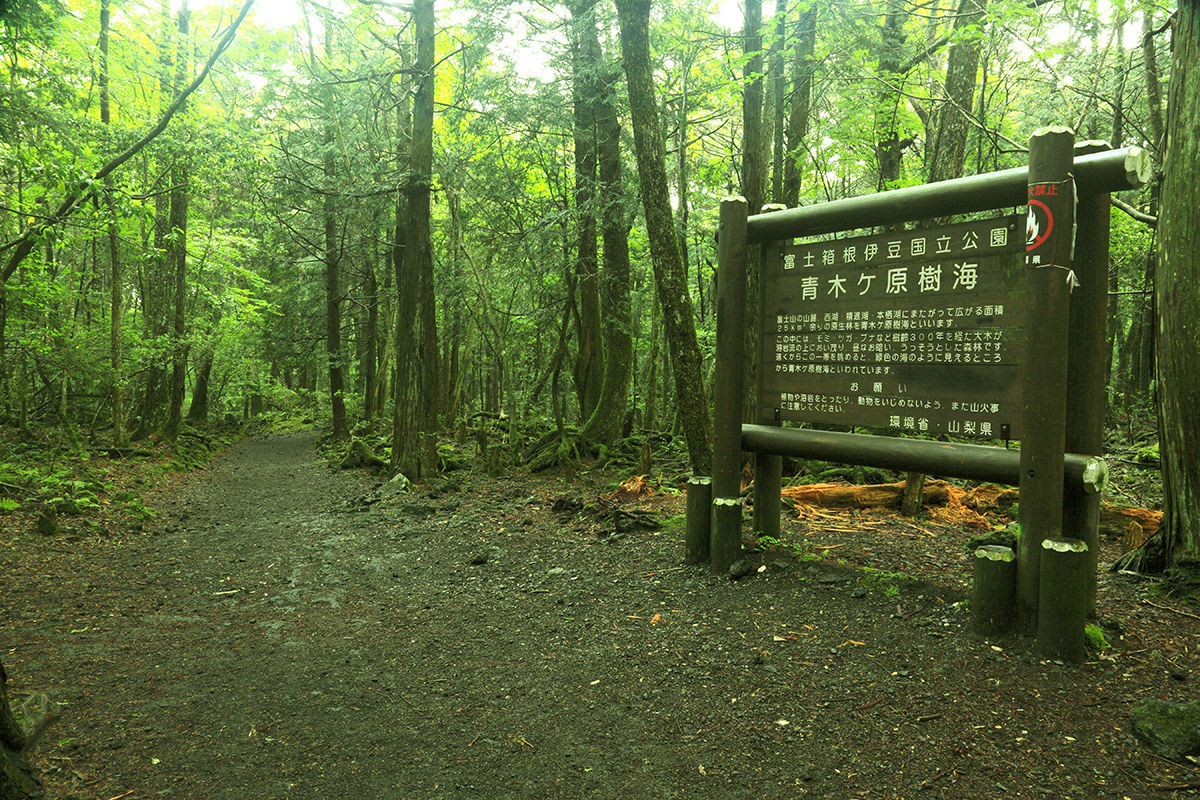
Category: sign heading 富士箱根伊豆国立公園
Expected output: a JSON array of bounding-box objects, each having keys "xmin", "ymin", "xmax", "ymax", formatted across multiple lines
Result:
[{"xmin": 760, "ymin": 214, "xmax": 1027, "ymax": 439}]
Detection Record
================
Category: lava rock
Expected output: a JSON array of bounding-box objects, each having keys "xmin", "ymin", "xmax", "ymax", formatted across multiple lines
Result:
[{"xmin": 728, "ymin": 558, "xmax": 756, "ymax": 580}]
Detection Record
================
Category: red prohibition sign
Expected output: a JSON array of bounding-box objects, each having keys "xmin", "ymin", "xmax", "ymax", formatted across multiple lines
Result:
[{"xmin": 1026, "ymin": 198, "xmax": 1054, "ymax": 251}]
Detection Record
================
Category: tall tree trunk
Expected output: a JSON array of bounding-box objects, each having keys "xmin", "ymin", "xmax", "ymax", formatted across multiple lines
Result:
[
  {"xmin": 675, "ymin": 49, "xmax": 695, "ymax": 286},
  {"xmin": 363, "ymin": 250, "xmax": 379, "ymax": 420},
  {"xmin": 393, "ymin": 0, "xmax": 438, "ymax": 476},
  {"xmin": 569, "ymin": 0, "xmax": 603, "ymax": 422},
  {"xmin": 1127, "ymin": 7, "xmax": 1167, "ymax": 405},
  {"xmin": 1142, "ymin": 8, "xmax": 1166, "ymax": 158},
  {"xmin": 162, "ymin": 0, "xmax": 190, "ymax": 442},
  {"xmin": 390, "ymin": 38, "xmax": 415, "ymax": 474},
  {"xmin": 741, "ymin": 0, "xmax": 765, "ymax": 424},
  {"xmin": 875, "ymin": 5, "xmax": 906, "ymax": 191},
  {"xmin": 1155, "ymin": 0, "xmax": 1200, "ymax": 580},
  {"xmin": 581, "ymin": 34, "xmax": 632, "ymax": 447},
  {"xmin": 414, "ymin": 0, "xmax": 439, "ymax": 475},
  {"xmin": 769, "ymin": 0, "xmax": 787, "ymax": 204},
  {"xmin": 318, "ymin": 18, "xmax": 349, "ymax": 442},
  {"xmin": 615, "ymin": 0, "xmax": 712, "ymax": 475},
  {"xmin": 926, "ymin": 0, "xmax": 989, "ymax": 185},
  {"xmin": 742, "ymin": 0, "xmax": 764, "ymax": 216},
  {"xmin": 782, "ymin": 3, "xmax": 816, "ymax": 208}
]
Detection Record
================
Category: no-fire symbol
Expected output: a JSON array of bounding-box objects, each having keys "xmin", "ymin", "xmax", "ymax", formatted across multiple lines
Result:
[{"xmin": 1026, "ymin": 199, "xmax": 1053, "ymax": 251}]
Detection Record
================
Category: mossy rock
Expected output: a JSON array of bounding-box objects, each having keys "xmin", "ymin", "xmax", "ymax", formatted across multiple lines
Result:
[
  {"xmin": 36, "ymin": 509, "xmax": 58, "ymax": 536},
  {"xmin": 1135, "ymin": 442, "xmax": 1160, "ymax": 466},
  {"xmin": 1131, "ymin": 699, "xmax": 1200, "ymax": 762}
]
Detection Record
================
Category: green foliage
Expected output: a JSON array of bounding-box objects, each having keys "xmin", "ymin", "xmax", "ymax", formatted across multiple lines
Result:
[
  {"xmin": 756, "ymin": 534, "xmax": 822, "ymax": 563},
  {"xmin": 122, "ymin": 497, "xmax": 158, "ymax": 520},
  {"xmin": 661, "ymin": 513, "xmax": 686, "ymax": 532},
  {"xmin": 862, "ymin": 567, "xmax": 920, "ymax": 599}
]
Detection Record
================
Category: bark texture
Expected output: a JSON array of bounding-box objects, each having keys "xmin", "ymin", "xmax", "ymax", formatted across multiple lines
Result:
[
  {"xmin": 782, "ymin": 3, "xmax": 816, "ymax": 209},
  {"xmin": 392, "ymin": 0, "xmax": 439, "ymax": 476},
  {"xmin": 1155, "ymin": 1, "xmax": 1200, "ymax": 580}
]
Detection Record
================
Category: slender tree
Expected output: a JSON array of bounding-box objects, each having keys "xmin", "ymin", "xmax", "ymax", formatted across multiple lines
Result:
[
  {"xmin": 99, "ymin": 0, "xmax": 126, "ymax": 445},
  {"xmin": 926, "ymin": 0, "xmax": 989, "ymax": 185},
  {"xmin": 614, "ymin": 0, "xmax": 712, "ymax": 474},
  {"xmin": 569, "ymin": 0, "xmax": 604, "ymax": 422},
  {"xmin": 162, "ymin": 0, "xmax": 191, "ymax": 441}
]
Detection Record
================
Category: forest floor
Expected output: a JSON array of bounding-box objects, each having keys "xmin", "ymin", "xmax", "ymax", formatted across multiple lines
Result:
[{"xmin": 3, "ymin": 425, "xmax": 1199, "ymax": 800}]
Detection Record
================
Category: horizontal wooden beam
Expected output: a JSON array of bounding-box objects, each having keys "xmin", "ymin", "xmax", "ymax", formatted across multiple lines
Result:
[
  {"xmin": 740, "ymin": 424, "xmax": 1107, "ymax": 493},
  {"xmin": 745, "ymin": 146, "xmax": 1150, "ymax": 244}
]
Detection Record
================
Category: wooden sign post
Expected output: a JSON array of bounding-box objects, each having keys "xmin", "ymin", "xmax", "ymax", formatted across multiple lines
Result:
[
  {"xmin": 692, "ymin": 136, "xmax": 1150, "ymax": 658},
  {"xmin": 1017, "ymin": 127, "xmax": 1076, "ymax": 634}
]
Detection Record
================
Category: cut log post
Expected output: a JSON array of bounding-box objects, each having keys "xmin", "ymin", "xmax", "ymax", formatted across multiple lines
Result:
[
  {"xmin": 1037, "ymin": 537, "xmax": 1089, "ymax": 663},
  {"xmin": 971, "ymin": 545, "xmax": 1016, "ymax": 636},
  {"xmin": 710, "ymin": 496, "xmax": 743, "ymax": 573},
  {"xmin": 685, "ymin": 476, "xmax": 712, "ymax": 565},
  {"xmin": 751, "ymin": 451, "xmax": 781, "ymax": 540}
]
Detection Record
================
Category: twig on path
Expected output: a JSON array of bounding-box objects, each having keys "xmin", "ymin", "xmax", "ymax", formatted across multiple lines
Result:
[
  {"xmin": 918, "ymin": 769, "xmax": 949, "ymax": 790},
  {"xmin": 639, "ymin": 566, "xmax": 685, "ymax": 578},
  {"xmin": 104, "ymin": 791, "xmax": 136, "ymax": 800},
  {"xmin": 212, "ymin": 589, "xmax": 241, "ymax": 596},
  {"xmin": 1142, "ymin": 599, "xmax": 1200, "ymax": 621},
  {"xmin": 915, "ymin": 713, "xmax": 944, "ymax": 723}
]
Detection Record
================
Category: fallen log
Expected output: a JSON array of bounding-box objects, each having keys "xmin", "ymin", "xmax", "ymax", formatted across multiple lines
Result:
[
  {"xmin": 781, "ymin": 480, "xmax": 951, "ymax": 510},
  {"xmin": 780, "ymin": 481, "xmax": 1160, "ymax": 545}
]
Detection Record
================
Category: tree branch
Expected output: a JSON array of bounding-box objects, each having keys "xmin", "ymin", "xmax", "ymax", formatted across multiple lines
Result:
[{"xmin": 1111, "ymin": 196, "xmax": 1157, "ymax": 227}]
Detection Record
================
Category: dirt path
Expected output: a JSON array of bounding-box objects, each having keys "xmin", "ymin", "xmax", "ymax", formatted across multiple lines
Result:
[{"xmin": 5, "ymin": 429, "xmax": 1198, "ymax": 799}]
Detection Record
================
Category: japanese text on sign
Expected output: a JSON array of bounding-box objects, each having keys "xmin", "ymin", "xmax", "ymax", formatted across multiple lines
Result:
[{"xmin": 761, "ymin": 215, "xmax": 1027, "ymax": 438}]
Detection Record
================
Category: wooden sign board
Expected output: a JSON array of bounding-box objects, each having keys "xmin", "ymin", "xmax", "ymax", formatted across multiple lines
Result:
[{"xmin": 761, "ymin": 214, "xmax": 1027, "ymax": 438}]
